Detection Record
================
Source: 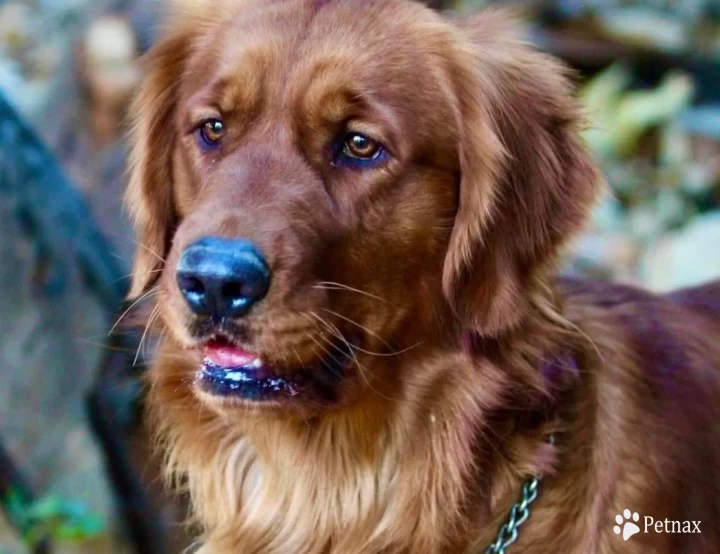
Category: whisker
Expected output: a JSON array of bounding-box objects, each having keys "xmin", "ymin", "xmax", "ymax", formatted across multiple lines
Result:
[
  {"xmin": 313, "ymin": 281, "xmax": 394, "ymax": 307},
  {"xmin": 106, "ymin": 268, "xmax": 164, "ymax": 288},
  {"xmin": 305, "ymin": 313, "xmax": 359, "ymax": 366},
  {"xmin": 108, "ymin": 286, "xmax": 160, "ymax": 336},
  {"xmin": 105, "ymin": 231, "xmax": 167, "ymax": 264},
  {"xmin": 74, "ymin": 337, "xmax": 137, "ymax": 353},
  {"xmin": 307, "ymin": 311, "xmax": 397, "ymax": 357},
  {"xmin": 306, "ymin": 333, "xmax": 344, "ymax": 369},
  {"xmin": 318, "ymin": 308, "xmax": 393, "ymax": 350},
  {"xmin": 134, "ymin": 306, "xmax": 158, "ymax": 366},
  {"xmin": 135, "ymin": 305, "xmax": 162, "ymax": 366},
  {"xmin": 308, "ymin": 342, "xmax": 343, "ymax": 381},
  {"xmin": 346, "ymin": 340, "xmax": 422, "ymax": 358},
  {"xmin": 144, "ymin": 317, "xmax": 169, "ymax": 362},
  {"xmin": 304, "ymin": 313, "xmax": 399, "ymax": 402}
]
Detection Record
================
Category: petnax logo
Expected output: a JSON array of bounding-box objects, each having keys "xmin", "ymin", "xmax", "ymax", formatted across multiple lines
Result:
[{"xmin": 613, "ymin": 509, "xmax": 701, "ymax": 542}]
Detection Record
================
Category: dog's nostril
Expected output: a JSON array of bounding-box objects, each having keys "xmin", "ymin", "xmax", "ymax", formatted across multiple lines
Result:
[
  {"xmin": 185, "ymin": 277, "xmax": 205, "ymax": 295},
  {"xmin": 221, "ymin": 282, "xmax": 243, "ymax": 301}
]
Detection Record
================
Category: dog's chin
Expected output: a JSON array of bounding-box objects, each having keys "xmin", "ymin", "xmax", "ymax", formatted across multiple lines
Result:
[{"xmin": 192, "ymin": 336, "xmax": 353, "ymax": 412}]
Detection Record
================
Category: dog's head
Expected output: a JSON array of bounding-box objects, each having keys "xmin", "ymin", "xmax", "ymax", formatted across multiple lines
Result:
[{"xmin": 127, "ymin": 0, "xmax": 600, "ymax": 416}]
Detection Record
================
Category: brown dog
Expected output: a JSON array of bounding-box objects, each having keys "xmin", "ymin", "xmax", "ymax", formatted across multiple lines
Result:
[{"xmin": 126, "ymin": 1, "xmax": 720, "ymax": 552}]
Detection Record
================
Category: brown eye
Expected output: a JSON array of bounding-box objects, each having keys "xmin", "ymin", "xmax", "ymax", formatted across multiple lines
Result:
[
  {"xmin": 199, "ymin": 119, "xmax": 224, "ymax": 147},
  {"xmin": 343, "ymin": 133, "xmax": 380, "ymax": 159}
]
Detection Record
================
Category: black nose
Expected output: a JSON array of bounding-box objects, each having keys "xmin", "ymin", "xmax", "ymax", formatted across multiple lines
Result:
[{"xmin": 176, "ymin": 237, "xmax": 270, "ymax": 318}]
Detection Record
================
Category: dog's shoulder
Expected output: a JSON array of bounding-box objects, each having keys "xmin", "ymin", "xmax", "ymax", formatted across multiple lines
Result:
[
  {"xmin": 666, "ymin": 280, "xmax": 720, "ymax": 321},
  {"xmin": 556, "ymin": 275, "xmax": 720, "ymax": 322},
  {"xmin": 550, "ymin": 277, "xmax": 720, "ymax": 551},
  {"xmin": 555, "ymin": 275, "xmax": 720, "ymax": 397}
]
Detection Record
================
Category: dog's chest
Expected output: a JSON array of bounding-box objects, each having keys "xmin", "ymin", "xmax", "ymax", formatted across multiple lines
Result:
[{"xmin": 196, "ymin": 437, "xmax": 462, "ymax": 553}]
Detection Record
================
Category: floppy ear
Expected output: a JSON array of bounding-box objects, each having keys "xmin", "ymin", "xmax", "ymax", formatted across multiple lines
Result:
[
  {"xmin": 125, "ymin": 30, "xmax": 189, "ymax": 299},
  {"xmin": 442, "ymin": 10, "xmax": 602, "ymax": 336}
]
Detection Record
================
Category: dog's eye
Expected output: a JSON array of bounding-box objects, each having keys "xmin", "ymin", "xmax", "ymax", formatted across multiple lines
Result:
[
  {"xmin": 197, "ymin": 119, "xmax": 225, "ymax": 148},
  {"xmin": 343, "ymin": 133, "xmax": 381, "ymax": 160},
  {"xmin": 333, "ymin": 132, "xmax": 388, "ymax": 169}
]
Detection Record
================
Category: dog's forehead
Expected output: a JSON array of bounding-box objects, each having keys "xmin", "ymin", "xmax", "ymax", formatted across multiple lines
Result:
[
  {"xmin": 202, "ymin": 2, "xmax": 424, "ymax": 72},
  {"xmin": 194, "ymin": 0, "xmax": 445, "ymax": 109}
]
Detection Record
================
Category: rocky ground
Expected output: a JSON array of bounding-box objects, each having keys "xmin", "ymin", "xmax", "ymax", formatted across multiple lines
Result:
[
  {"xmin": 0, "ymin": 0, "xmax": 719, "ymax": 552},
  {"xmin": 0, "ymin": 1, "xmax": 155, "ymax": 552}
]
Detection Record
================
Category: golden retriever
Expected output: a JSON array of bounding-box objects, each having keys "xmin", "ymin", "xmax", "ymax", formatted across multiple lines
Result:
[{"xmin": 125, "ymin": 0, "xmax": 720, "ymax": 552}]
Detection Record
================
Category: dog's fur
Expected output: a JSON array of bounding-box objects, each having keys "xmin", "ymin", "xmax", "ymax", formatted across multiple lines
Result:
[{"xmin": 126, "ymin": 1, "xmax": 720, "ymax": 552}]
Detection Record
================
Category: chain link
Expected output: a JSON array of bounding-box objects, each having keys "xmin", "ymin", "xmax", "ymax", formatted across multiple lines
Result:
[
  {"xmin": 484, "ymin": 434, "xmax": 553, "ymax": 554},
  {"xmin": 484, "ymin": 477, "xmax": 540, "ymax": 554}
]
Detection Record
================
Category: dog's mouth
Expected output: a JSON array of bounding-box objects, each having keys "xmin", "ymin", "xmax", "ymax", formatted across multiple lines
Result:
[{"xmin": 194, "ymin": 335, "xmax": 353, "ymax": 403}]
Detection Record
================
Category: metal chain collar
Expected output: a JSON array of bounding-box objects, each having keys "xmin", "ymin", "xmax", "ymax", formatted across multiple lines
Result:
[
  {"xmin": 484, "ymin": 434, "xmax": 554, "ymax": 554},
  {"xmin": 484, "ymin": 476, "xmax": 541, "ymax": 554}
]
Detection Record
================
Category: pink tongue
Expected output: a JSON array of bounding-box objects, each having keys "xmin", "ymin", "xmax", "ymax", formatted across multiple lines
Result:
[{"xmin": 204, "ymin": 341, "xmax": 259, "ymax": 368}]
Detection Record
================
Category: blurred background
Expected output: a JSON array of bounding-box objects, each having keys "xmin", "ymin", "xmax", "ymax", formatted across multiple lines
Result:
[{"xmin": 0, "ymin": 0, "xmax": 719, "ymax": 552}]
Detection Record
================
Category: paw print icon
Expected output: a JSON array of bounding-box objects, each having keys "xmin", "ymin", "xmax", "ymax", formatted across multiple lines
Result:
[{"xmin": 614, "ymin": 509, "xmax": 641, "ymax": 541}]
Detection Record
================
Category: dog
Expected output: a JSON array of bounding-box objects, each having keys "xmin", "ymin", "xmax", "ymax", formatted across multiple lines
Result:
[{"xmin": 125, "ymin": 0, "xmax": 720, "ymax": 552}]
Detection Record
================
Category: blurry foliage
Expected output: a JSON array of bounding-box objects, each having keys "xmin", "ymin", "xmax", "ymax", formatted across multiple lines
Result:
[
  {"xmin": 4, "ymin": 488, "xmax": 105, "ymax": 547},
  {"xmin": 581, "ymin": 64, "xmax": 694, "ymax": 158},
  {"xmin": 449, "ymin": 0, "xmax": 720, "ymax": 54},
  {"xmin": 576, "ymin": 53, "xmax": 719, "ymax": 285},
  {"xmin": 549, "ymin": 0, "xmax": 720, "ymax": 54},
  {"xmin": 579, "ymin": 64, "xmax": 713, "ymax": 236}
]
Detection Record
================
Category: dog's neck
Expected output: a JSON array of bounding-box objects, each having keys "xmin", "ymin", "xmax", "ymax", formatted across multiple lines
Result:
[{"xmin": 153, "ymin": 303, "xmax": 578, "ymax": 553}]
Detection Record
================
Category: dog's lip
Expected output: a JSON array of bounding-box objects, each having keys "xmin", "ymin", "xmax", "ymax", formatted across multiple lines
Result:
[
  {"xmin": 196, "ymin": 338, "xmax": 296, "ymax": 399},
  {"xmin": 193, "ymin": 335, "xmax": 351, "ymax": 403},
  {"xmin": 197, "ymin": 358, "xmax": 309, "ymax": 400}
]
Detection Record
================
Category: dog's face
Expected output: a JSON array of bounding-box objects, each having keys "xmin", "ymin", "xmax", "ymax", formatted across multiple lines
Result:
[{"xmin": 128, "ymin": 0, "xmax": 599, "ymax": 416}]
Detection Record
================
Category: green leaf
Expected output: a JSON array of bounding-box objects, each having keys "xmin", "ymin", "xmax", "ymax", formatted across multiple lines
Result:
[
  {"xmin": 610, "ymin": 72, "xmax": 694, "ymax": 157},
  {"xmin": 3, "ymin": 493, "xmax": 106, "ymax": 545},
  {"xmin": 580, "ymin": 64, "xmax": 632, "ymax": 158},
  {"xmin": 581, "ymin": 67, "xmax": 694, "ymax": 158}
]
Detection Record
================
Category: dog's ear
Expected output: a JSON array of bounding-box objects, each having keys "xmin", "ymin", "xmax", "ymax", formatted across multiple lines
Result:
[
  {"xmin": 443, "ymin": 10, "xmax": 602, "ymax": 336},
  {"xmin": 125, "ymin": 29, "xmax": 189, "ymax": 299}
]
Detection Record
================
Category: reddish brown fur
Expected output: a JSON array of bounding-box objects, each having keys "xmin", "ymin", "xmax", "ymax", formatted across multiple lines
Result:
[{"xmin": 126, "ymin": 1, "xmax": 720, "ymax": 552}]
